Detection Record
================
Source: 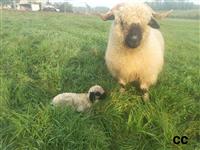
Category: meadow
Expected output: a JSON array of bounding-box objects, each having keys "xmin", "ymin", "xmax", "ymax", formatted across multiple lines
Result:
[
  {"xmin": 170, "ymin": 9, "xmax": 200, "ymax": 19},
  {"xmin": 0, "ymin": 10, "xmax": 199, "ymax": 150}
]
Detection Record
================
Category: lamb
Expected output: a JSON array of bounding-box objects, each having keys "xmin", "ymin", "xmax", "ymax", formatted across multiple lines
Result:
[
  {"xmin": 52, "ymin": 85, "xmax": 106, "ymax": 112},
  {"xmin": 100, "ymin": 3, "xmax": 172, "ymax": 101}
]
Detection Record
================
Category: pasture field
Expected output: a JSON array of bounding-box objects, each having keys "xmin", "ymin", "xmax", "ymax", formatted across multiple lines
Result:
[
  {"xmin": 170, "ymin": 9, "xmax": 200, "ymax": 19},
  {"xmin": 0, "ymin": 11, "xmax": 199, "ymax": 150}
]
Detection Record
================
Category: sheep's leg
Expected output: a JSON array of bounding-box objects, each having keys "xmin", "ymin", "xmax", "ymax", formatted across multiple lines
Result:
[
  {"xmin": 119, "ymin": 79, "xmax": 126, "ymax": 93},
  {"xmin": 140, "ymin": 83, "xmax": 149, "ymax": 101}
]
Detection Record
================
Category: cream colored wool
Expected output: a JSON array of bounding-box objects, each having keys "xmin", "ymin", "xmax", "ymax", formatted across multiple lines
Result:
[
  {"xmin": 52, "ymin": 93, "xmax": 91, "ymax": 112},
  {"xmin": 102, "ymin": 3, "xmax": 171, "ymax": 100}
]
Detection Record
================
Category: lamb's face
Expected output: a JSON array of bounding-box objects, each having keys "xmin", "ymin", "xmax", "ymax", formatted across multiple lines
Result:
[
  {"xmin": 88, "ymin": 85, "xmax": 106, "ymax": 103},
  {"xmin": 114, "ymin": 4, "xmax": 159, "ymax": 48}
]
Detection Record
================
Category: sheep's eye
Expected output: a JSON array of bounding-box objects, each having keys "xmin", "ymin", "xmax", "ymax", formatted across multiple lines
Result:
[
  {"xmin": 121, "ymin": 20, "xmax": 126, "ymax": 26},
  {"xmin": 120, "ymin": 20, "xmax": 123, "ymax": 26},
  {"xmin": 120, "ymin": 20, "xmax": 126, "ymax": 30},
  {"xmin": 120, "ymin": 20, "xmax": 128, "ymax": 30}
]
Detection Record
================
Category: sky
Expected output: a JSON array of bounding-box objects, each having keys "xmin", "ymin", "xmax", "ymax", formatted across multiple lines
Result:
[{"xmin": 48, "ymin": 0, "xmax": 200, "ymax": 8}]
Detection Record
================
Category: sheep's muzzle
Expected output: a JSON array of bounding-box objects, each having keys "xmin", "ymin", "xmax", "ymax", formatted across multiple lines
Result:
[{"xmin": 124, "ymin": 23, "xmax": 142, "ymax": 48}]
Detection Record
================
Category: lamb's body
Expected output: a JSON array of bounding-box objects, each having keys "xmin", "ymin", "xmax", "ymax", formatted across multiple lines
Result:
[
  {"xmin": 106, "ymin": 25, "xmax": 164, "ymax": 87},
  {"xmin": 52, "ymin": 85, "xmax": 105, "ymax": 112},
  {"xmin": 52, "ymin": 93, "xmax": 91, "ymax": 112}
]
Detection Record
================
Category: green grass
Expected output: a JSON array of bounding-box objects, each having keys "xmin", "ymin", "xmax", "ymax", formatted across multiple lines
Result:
[{"xmin": 0, "ymin": 10, "xmax": 199, "ymax": 150}]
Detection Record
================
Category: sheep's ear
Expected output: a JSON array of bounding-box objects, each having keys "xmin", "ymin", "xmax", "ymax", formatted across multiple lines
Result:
[
  {"xmin": 99, "ymin": 3, "xmax": 125, "ymax": 21},
  {"xmin": 148, "ymin": 17, "xmax": 160, "ymax": 29},
  {"xmin": 95, "ymin": 92, "xmax": 106, "ymax": 100},
  {"xmin": 99, "ymin": 11, "xmax": 114, "ymax": 21},
  {"xmin": 152, "ymin": 9, "xmax": 173, "ymax": 19},
  {"xmin": 89, "ymin": 92, "xmax": 96, "ymax": 102},
  {"xmin": 99, "ymin": 92, "xmax": 106, "ymax": 99}
]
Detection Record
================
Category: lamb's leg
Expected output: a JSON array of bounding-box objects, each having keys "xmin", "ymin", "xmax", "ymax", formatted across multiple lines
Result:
[
  {"xmin": 140, "ymin": 83, "xmax": 149, "ymax": 101},
  {"xmin": 119, "ymin": 79, "xmax": 126, "ymax": 93}
]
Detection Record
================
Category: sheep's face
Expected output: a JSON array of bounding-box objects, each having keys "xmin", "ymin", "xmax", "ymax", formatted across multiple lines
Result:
[
  {"xmin": 88, "ymin": 85, "xmax": 106, "ymax": 103},
  {"xmin": 123, "ymin": 22, "xmax": 143, "ymax": 48},
  {"xmin": 100, "ymin": 3, "xmax": 172, "ymax": 49},
  {"xmin": 114, "ymin": 4, "xmax": 158, "ymax": 49}
]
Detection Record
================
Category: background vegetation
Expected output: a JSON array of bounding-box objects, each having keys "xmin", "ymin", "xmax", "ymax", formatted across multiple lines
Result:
[
  {"xmin": 1, "ymin": 0, "xmax": 200, "ymax": 19},
  {"xmin": 169, "ymin": 9, "xmax": 200, "ymax": 19},
  {"xmin": 0, "ymin": 10, "xmax": 199, "ymax": 150}
]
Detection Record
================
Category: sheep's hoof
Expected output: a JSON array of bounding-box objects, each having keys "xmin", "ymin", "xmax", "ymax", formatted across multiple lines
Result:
[
  {"xmin": 120, "ymin": 87, "xmax": 126, "ymax": 93},
  {"xmin": 142, "ymin": 93, "xmax": 149, "ymax": 102}
]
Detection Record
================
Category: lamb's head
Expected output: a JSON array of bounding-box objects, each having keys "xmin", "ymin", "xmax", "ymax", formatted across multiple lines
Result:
[
  {"xmin": 87, "ymin": 85, "xmax": 106, "ymax": 103},
  {"xmin": 100, "ymin": 3, "xmax": 172, "ymax": 49}
]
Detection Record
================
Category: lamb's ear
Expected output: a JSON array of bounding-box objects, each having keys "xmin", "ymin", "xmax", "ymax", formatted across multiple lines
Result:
[
  {"xmin": 95, "ymin": 92, "xmax": 106, "ymax": 100},
  {"xmin": 89, "ymin": 92, "xmax": 96, "ymax": 102},
  {"xmin": 99, "ymin": 92, "xmax": 106, "ymax": 99},
  {"xmin": 148, "ymin": 17, "xmax": 160, "ymax": 29}
]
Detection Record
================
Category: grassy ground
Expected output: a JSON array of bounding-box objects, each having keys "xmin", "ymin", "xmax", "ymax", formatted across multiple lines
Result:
[
  {"xmin": 0, "ymin": 11, "xmax": 199, "ymax": 150},
  {"xmin": 169, "ymin": 9, "xmax": 200, "ymax": 19}
]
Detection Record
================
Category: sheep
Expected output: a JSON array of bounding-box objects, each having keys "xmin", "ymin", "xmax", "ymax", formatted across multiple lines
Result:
[
  {"xmin": 52, "ymin": 85, "xmax": 106, "ymax": 112},
  {"xmin": 100, "ymin": 3, "xmax": 172, "ymax": 101}
]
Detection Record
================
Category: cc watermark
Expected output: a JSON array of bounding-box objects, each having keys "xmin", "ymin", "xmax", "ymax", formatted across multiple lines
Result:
[{"xmin": 173, "ymin": 136, "xmax": 188, "ymax": 144}]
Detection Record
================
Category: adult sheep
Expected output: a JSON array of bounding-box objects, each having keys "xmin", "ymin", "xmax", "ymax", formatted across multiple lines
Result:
[{"xmin": 100, "ymin": 3, "xmax": 172, "ymax": 100}]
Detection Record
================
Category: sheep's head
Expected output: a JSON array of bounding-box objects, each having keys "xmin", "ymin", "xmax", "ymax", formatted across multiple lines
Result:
[
  {"xmin": 88, "ymin": 85, "xmax": 106, "ymax": 103},
  {"xmin": 100, "ymin": 3, "xmax": 172, "ymax": 49}
]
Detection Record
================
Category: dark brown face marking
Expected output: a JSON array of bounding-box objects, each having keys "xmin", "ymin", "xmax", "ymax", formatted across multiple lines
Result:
[
  {"xmin": 89, "ymin": 92, "xmax": 106, "ymax": 102},
  {"xmin": 124, "ymin": 23, "xmax": 142, "ymax": 48},
  {"xmin": 89, "ymin": 92, "xmax": 96, "ymax": 102},
  {"xmin": 94, "ymin": 92, "xmax": 106, "ymax": 100}
]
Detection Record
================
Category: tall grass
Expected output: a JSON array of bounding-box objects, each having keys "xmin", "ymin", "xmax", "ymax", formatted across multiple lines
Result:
[{"xmin": 0, "ymin": 11, "xmax": 199, "ymax": 149}]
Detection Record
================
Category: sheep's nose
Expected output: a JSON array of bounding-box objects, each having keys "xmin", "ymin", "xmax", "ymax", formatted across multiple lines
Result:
[
  {"xmin": 125, "ymin": 24, "xmax": 142, "ymax": 48},
  {"xmin": 125, "ymin": 34, "xmax": 140, "ymax": 48},
  {"xmin": 131, "ymin": 35, "xmax": 138, "ymax": 41}
]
